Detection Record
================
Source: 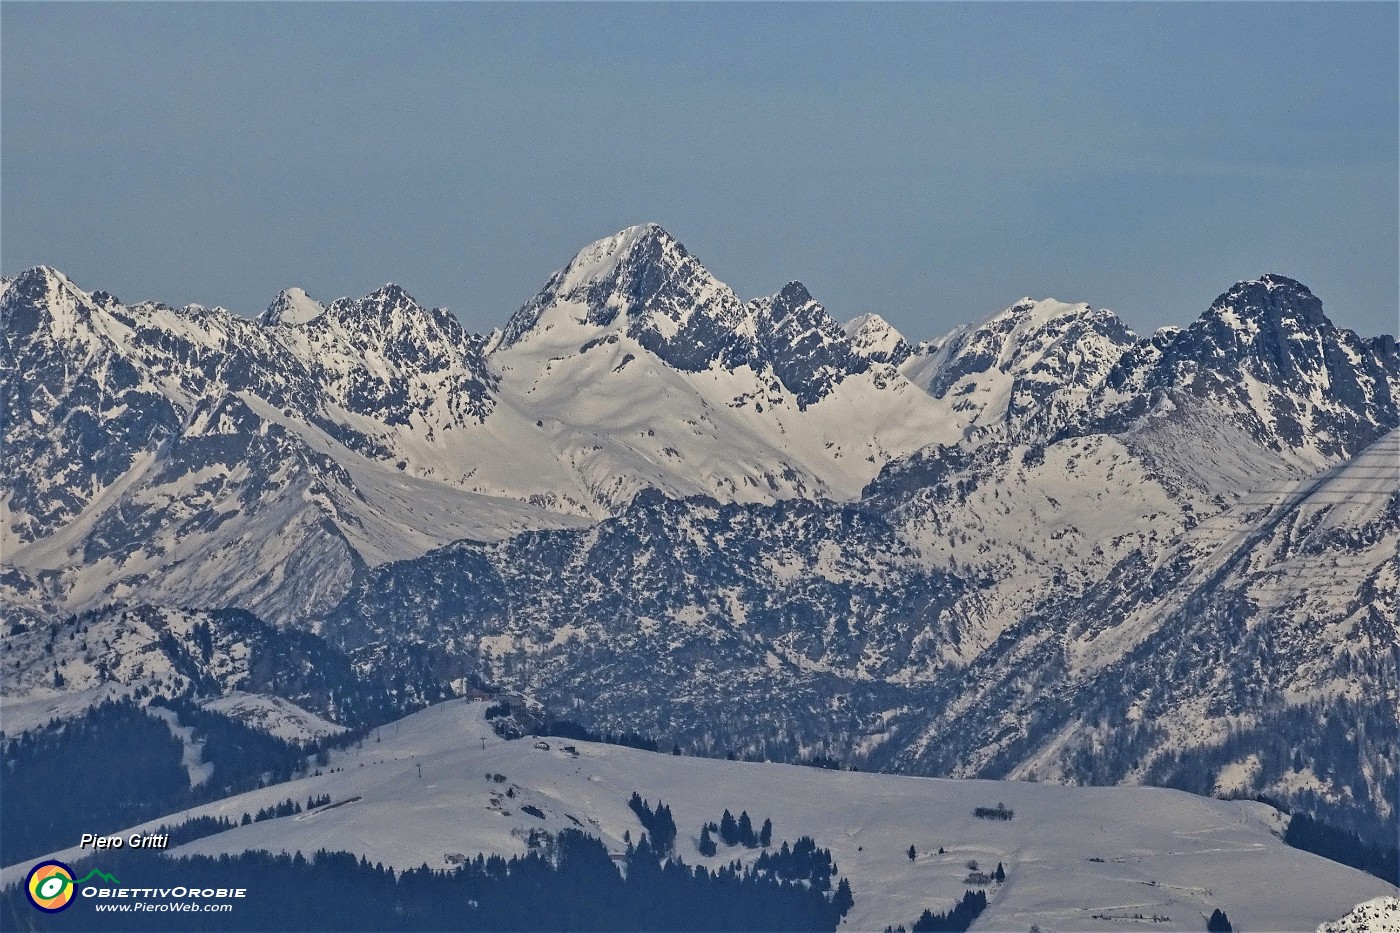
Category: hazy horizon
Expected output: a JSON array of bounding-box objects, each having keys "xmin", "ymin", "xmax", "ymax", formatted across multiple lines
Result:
[{"xmin": 4, "ymin": 3, "xmax": 1396, "ymax": 339}]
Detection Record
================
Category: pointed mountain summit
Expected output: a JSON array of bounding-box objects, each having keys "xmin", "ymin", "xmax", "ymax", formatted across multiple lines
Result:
[
  {"xmin": 749, "ymin": 281, "xmax": 874, "ymax": 406},
  {"xmin": 1085, "ymin": 275, "xmax": 1399, "ymax": 466},
  {"xmin": 324, "ymin": 283, "xmax": 428, "ymax": 328},
  {"xmin": 271, "ymin": 282, "xmax": 495, "ymax": 429},
  {"xmin": 844, "ymin": 313, "xmax": 912, "ymax": 366},
  {"xmin": 1164, "ymin": 274, "xmax": 1350, "ymax": 384},
  {"xmin": 0, "ymin": 265, "xmax": 95, "ymax": 340},
  {"xmin": 500, "ymin": 223, "xmax": 747, "ymax": 356},
  {"xmin": 259, "ymin": 287, "xmax": 324, "ymax": 327},
  {"xmin": 500, "ymin": 225, "xmax": 920, "ymax": 404}
]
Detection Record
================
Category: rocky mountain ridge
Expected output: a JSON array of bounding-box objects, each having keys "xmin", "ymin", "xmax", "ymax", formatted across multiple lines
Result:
[{"xmin": 3, "ymin": 225, "xmax": 1396, "ymax": 843}]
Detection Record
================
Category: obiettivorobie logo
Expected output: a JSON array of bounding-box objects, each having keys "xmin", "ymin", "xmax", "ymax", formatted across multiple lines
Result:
[
  {"xmin": 23, "ymin": 857, "xmax": 247, "ymax": 915},
  {"xmin": 25, "ymin": 860, "xmax": 120, "ymax": 913}
]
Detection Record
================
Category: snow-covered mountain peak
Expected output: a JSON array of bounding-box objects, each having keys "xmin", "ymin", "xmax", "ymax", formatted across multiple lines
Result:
[
  {"xmin": 1080, "ymin": 276, "xmax": 1399, "ymax": 476},
  {"xmin": 1201, "ymin": 273, "xmax": 1329, "ymax": 338},
  {"xmin": 330, "ymin": 282, "xmax": 423, "ymax": 322},
  {"xmin": 259, "ymin": 286, "xmax": 324, "ymax": 327},
  {"xmin": 744, "ymin": 281, "xmax": 878, "ymax": 406},
  {"xmin": 311, "ymin": 284, "xmax": 474, "ymax": 349},
  {"xmin": 498, "ymin": 223, "xmax": 744, "ymax": 354},
  {"xmin": 0, "ymin": 266, "xmax": 92, "ymax": 336},
  {"xmin": 12, "ymin": 269, "xmax": 197, "ymax": 348},
  {"xmin": 899, "ymin": 295, "xmax": 1138, "ymax": 439},
  {"xmin": 5, "ymin": 263, "xmax": 73, "ymax": 295},
  {"xmin": 1167, "ymin": 274, "xmax": 1392, "ymax": 400},
  {"xmin": 771, "ymin": 280, "xmax": 815, "ymax": 308},
  {"xmin": 752, "ymin": 281, "xmax": 831, "ymax": 332},
  {"xmin": 844, "ymin": 313, "xmax": 912, "ymax": 366},
  {"xmin": 990, "ymin": 296, "xmax": 1095, "ymax": 328},
  {"xmin": 551, "ymin": 222, "xmax": 678, "ymax": 296}
]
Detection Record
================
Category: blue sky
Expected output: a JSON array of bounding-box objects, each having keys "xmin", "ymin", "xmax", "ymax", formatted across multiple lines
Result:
[{"xmin": 3, "ymin": 2, "xmax": 1396, "ymax": 339}]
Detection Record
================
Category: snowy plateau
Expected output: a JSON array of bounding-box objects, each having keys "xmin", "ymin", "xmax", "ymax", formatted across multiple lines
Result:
[{"xmin": 2, "ymin": 223, "xmax": 1398, "ymax": 926}]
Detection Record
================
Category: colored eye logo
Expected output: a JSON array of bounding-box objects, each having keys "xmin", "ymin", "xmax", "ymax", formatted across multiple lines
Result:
[{"xmin": 26, "ymin": 860, "xmax": 75, "ymax": 912}]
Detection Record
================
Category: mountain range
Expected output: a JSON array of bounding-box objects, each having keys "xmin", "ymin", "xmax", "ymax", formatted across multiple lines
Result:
[{"xmin": 3, "ymin": 223, "xmax": 1396, "ymax": 844}]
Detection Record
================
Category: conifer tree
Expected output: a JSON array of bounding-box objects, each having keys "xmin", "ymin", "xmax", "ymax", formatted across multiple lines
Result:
[
  {"xmin": 1208, "ymin": 908, "xmax": 1233, "ymax": 933},
  {"xmin": 720, "ymin": 809, "xmax": 739, "ymax": 846},
  {"xmin": 738, "ymin": 810, "xmax": 756, "ymax": 847},
  {"xmin": 833, "ymin": 877, "xmax": 855, "ymax": 917}
]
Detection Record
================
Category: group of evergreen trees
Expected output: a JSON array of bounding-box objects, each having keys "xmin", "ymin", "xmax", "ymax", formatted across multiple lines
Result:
[
  {"xmin": 971, "ymin": 802, "xmax": 1014, "ymax": 821},
  {"xmin": 247, "ymin": 797, "xmax": 304, "ymax": 823},
  {"xmin": 1283, "ymin": 813, "xmax": 1399, "ymax": 884},
  {"xmin": 157, "ymin": 814, "xmax": 240, "ymax": 848},
  {"xmin": 699, "ymin": 809, "xmax": 773, "ymax": 855},
  {"xmin": 0, "ymin": 697, "xmax": 335, "ymax": 865},
  {"xmin": 884, "ymin": 890, "xmax": 988, "ymax": 933},
  {"xmin": 1, "ymin": 700, "xmax": 189, "ymax": 865},
  {"xmin": 751, "ymin": 837, "xmax": 838, "ymax": 892},
  {"xmin": 540, "ymin": 718, "xmax": 660, "ymax": 752},
  {"xmin": 628, "ymin": 793, "xmax": 678, "ymax": 854},
  {"xmin": 152, "ymin": 792, "xmax": 337, "ymax": 848}
]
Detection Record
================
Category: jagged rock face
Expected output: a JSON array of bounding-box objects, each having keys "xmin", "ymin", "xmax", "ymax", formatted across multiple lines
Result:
[
  {"xmin": 1, "ymin": 269, "xmax": 561, "ymax": 625},
  {"xmin": 2, "ymin": 270, "xmax": 186, "ymax": 543},
  {"xmin": 4, "ymin": 229, "xmax": 1397, "ymax": 844},
  {"xmin": 901, "ymin": 298, "xmax": 1138, "ymax": 442},
  {"xmin": 749, "ymin": 282, "xmax": 876, "ymax": 408},
  {"xmin": 1089, "ymin": 275, "xmax": 1399, "ymax": 464},
  {"xmin": 501, "ymin": 224, "xmax": 752, "ymax": 368},
  {"xmin": 485, "ymin": 224, "xmax": 969, "ymax": 511},
  {"xmin": 325, "ymin": 492, "xmax": 969, "ymax": 739},
  {"xmin": 285, "ymin": 284, "xmax": 496, "ymax": 429}
]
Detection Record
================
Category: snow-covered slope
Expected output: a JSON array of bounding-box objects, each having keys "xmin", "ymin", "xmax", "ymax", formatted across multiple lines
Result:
[
  {"xmin": 5, "ymin": 700, "xmax": 1391, "ymax": 932},
  {"xmin": 0, "ymin": 229, "xmax": 945, "ymax": 623},
  {"xmin": 843, "ymin": 313, "xmax": 913, "ymax": 367},
  {"xmin": 319, "ymin": 275, "xmax": 1398, "ymax": 841},
  {"xmin": 8, "ymin": 224, "xmax": 1149, "ymax": 624},
  {"xmin": 200, "ymin": 692, "xmax": 345, "ymax": 742},
  {"xmin": 0, "ymin": 268, "xmax": 585, "ymax": 623},
  {"xmin": 257, "ymin": 287, "xmax": 323, "ymax": 327},
  {"xmin": 874, "ymin": 427, "xmax": 1399, "ymax": 840}
]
